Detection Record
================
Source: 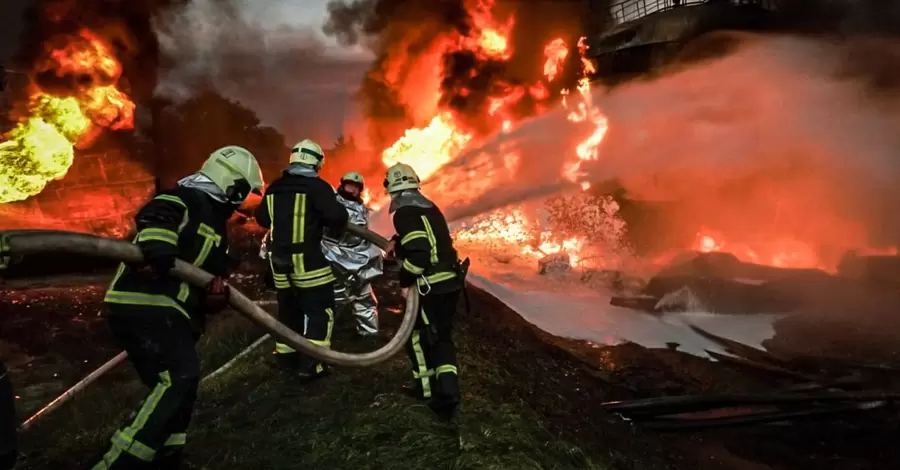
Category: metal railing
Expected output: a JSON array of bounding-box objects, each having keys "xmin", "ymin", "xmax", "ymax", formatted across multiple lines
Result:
[{"xmin": 608, "ymin": 0, "xmax": 777, "ymax": 24}]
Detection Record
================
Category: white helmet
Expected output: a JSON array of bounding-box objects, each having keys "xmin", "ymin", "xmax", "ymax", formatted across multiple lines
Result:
[
  {"xmin": 289, "ymin": 139, "xmax": 325, "ymax": 169},
  {"xmin": 199, "ymin": 145, "xmax": 265, "ymax": 205},
  {"xmin": 383, "ymin": 163, "xmax": 420, "ymax": 193},
  {"xmin": 340, "ymin": 171, "xmax": 364, "ymax": 189}
]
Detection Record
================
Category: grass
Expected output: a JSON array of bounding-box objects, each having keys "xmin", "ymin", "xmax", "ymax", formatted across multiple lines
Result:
[{"xmin": 13, "ymin": 285, "xmax": 627, "ymax": 470}]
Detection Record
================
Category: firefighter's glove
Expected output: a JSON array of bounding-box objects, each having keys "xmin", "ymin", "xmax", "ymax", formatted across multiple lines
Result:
[
  {"xmin": 203, "ymin": 276, "xmax": 231, "ymax": 315},
  {"xmin": 385, "ymin": 236, "xmax": 398, "ymax": 260}
]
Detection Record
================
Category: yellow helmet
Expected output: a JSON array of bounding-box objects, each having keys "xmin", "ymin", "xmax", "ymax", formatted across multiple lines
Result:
[
  {"xmin": 383, "ymin": 163, "xmax": 420, "ymax": 193},
  {"xmin": 199, "ymin": 145, "xmax": 265, "ymax": 205},
  {"xmin": 289, "ymin": 139, "xmax": 325, "ymax": 169},
  {"xmin": 340, "ymin": 171, "xmax": 364, "ymax": 188}
]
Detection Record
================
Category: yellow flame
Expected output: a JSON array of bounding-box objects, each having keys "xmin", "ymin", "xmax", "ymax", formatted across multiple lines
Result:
[
  {"xmin": 455, "ymin": 208, "xmax": 585, "ymax": 265},
  {"xmin": 0, "ymin": 95, "xmax": 91, "ymax": 203},
  {"xmin": 381, "ymin": 113, "xmax": 472, "ymax": 182}
]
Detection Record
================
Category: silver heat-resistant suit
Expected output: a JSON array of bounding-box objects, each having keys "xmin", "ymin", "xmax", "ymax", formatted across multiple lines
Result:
[{"xmin": 321, "ymin": 193, "xmax": 382, "ymax": 335}]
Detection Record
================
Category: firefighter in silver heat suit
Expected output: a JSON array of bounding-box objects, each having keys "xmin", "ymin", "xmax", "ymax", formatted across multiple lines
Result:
[{"xmin": 321, "ymin": 171, "xmax": 382, "ymax": 336}]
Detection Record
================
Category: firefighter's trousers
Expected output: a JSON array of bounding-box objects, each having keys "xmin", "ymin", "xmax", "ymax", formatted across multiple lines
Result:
[
  {"xmin": 0, "ymin": 361, "xmax": 16, "ymax": 470},
  {"xmin": 91, "ymin": 309, "xmax": 199, "ymax": 470},
  {"xmin": 334, "ymin": 281, "xmax": 379, "ymax": 336},
  {"xmin": 405, "ymin": 289, "xmax": 461, "ymax": 409},
  {"xmin": 273, "ymin": 283, "xmax": 335, "ymax": 373}
]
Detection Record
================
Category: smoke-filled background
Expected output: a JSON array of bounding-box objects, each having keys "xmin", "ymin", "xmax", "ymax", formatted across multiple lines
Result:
[
  {"xmin": 149, "ymin": 0, "xmax": 598, "ymax": 182},
  {"xmin": 322, "ymin": 0, "xmax": 597, "ymax": 144},
  {"xmin": 4, "ymin": 0, "xmax": 900, "ymax": 268}
]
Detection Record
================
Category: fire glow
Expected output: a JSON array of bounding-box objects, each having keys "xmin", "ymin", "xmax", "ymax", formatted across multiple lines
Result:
[
  {"xmin": 375, "ymin": 2, "xmax": 605, "ymax": 267},
  {"xmin": 0, "ymin": 29, "xmax": 135, "ymax": 204}
]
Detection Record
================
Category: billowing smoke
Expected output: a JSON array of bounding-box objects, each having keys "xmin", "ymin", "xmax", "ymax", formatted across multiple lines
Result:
[
  {"xmin": 425, "ymin": 33, "xmax": 900, "ymax": 265},
  {"xmin": 776, "ymin": 0, "xmax": 900, "ymax": 35},
  {"xmin": 152, "ymin": 0, "xmax": 370, "ymax": 150},
  {"xmin": 323, "ymin": 0, "xmax": 599, "ymax": 149},
  {"xmin": 5, "ymin": 0, "xmax": 185, "ymax": 97}
]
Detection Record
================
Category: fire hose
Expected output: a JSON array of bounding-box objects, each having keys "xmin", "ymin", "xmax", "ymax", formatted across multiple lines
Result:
[{"xmin": 0, "ymin": 225, "xmax": 419, "ymax": 367}]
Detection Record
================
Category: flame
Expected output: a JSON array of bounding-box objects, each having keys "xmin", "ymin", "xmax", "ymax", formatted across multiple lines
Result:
[
  {"xmin": 377, "ymin": 2, "xmax": 518, "ymax": 186},
  {"xmin": 381, "ymin": 113, "xmax": 473, "ymax": 182},
  {"xmin": 692, "ymin": 228, "xmax": 824, "ymax": 269},
  {"xmin": 691, "ymin": 228, "xmax": 898, "ymax": 271},
  {"xmin": 455, "ymin": 208, "xmax": 585, "ymax": 266},
  {"xmin": 0, "ymin": 29, "xmax": 135, "ymax": 204},
  {"xmin": 561, "ymin": 37, "xmax": 608, "ymax": 185},
  {"xmin": 543, "ymin": 38, "xmax": 569, "ymax": 82},
  {"xmin": 466, "ymin": 0, "xmax": 514, "ymax": 60},
  {"xmin": 375, "ymin": 2, "xmax": 608, "ymax": 267},
  {"xmin": 371, "ymin": 6, "xmax": 897, "ymax": 275}
]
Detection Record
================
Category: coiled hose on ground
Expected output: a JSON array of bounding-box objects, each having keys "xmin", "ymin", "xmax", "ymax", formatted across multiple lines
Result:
[{"xmin": 0, "ymin": 225, "xmax": 418, "ymax": 367}]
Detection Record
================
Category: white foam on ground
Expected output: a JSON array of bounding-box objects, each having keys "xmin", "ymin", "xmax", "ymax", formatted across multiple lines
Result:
[{"xmin": 462, "ymin": 247, "xmax": 785, "ymax": 359}]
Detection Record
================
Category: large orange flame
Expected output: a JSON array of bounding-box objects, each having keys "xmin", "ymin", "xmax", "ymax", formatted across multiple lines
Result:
[{"xmin": 0, "ymin": 29, "xmax": 135, "ymax": 204}]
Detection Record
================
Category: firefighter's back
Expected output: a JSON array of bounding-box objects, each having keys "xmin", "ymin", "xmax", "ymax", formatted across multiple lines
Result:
[
  {"xmin": 262, "ymin": 172, "xmax": 346, "ymax": 288},
  {"xmin": 104, "ymin": 185, "xmax": 230, "ymax": 331}
]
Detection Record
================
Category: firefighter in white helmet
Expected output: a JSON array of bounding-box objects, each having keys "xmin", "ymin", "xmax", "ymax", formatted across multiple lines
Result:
[
  {"xmin": 321, "ymin": 171, "xmax": 382, "ymax": 336},
  {"xmin": 90, "ymin": 145, "xmax": 264, "ymax": 469},
  {"xmin": 384, "ymin": 163, "xmax": 468, "ymax": 422},
  {"xmin": 255, "ymin": 139, "xmax": 348, "ymax": 379}
]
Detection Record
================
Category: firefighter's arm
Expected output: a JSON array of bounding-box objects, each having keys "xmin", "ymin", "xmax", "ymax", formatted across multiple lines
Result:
[
  {"xmin": 393, "ymin": 209, "xmax": 432, "ymax": 288},
  {"xmin": 254, "ymin": 193, "xmax": 272, "ymax": 229},
  {"xmin": 133, "ymin": 193, "xmax": 187, "ymax": 275},
  {"xmin": 313, "ymin": 180, "xmax": 349, "ymax": 232}
]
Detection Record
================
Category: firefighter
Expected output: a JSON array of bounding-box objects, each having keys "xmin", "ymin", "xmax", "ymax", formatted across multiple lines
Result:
[
  {"xmin": 321, "ymin": 171, "xmax": 382, "ymax": 337},
  {"xmin": 0, "ymin": 360, "xmax": 15, "ymax": 470},
  {"xmin": 383, "ymin": 163, "xmax": 467, "ymax": 421},
  {"xmin": 255, "ymin": 139, "xmax": 348, "ymax": 379},
  {"xmin": 90, "ymin": 145, "xmax": 264, "ymax": 470}
]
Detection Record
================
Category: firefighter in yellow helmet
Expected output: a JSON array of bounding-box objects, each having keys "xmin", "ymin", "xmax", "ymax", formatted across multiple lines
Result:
[
  {"xmin": 90, "ymin": 146, "xmax": 265, "ymax": 469},
  {"xmin": 384, "ymin": 163, "xmax": 468, "ymax": 422},
  {"xmin": 321, "ymin": 171, "xmax": 382, "ymax": 336},
  {"xmin": 255, "ymin": 139, "xmax": 349, "ymax": 379}
]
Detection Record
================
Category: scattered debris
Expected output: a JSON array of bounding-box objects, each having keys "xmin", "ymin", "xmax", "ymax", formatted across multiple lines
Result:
[{"xmin": 538, "ymin": 253, "xmax": 572, "ymax": 275}]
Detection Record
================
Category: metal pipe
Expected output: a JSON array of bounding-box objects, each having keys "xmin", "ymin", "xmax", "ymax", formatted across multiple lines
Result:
[
  {"xmin": 21, "ymin": 300, "xmax": 275, "ymax": 430},
  {"xmin": 19, "ymin": 351, "xmax": 128, "ymax": 430},
  {"xmin": 201, "ymin": 334, "xmax": 271, "ymax": 383}
]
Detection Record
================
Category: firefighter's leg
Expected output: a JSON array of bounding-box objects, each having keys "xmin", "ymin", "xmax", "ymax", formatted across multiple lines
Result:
[
  {"xmin": 151, "ymin": 384, "xmax": 195, "ymax": 470},
  {"xmin": 403, "ymin": 307, "xmax": 432, "ymax": 399},
  {"xmin": 292, "ymin": 283, "xmax": 335, "ymax": 376},
  {"xmin": 152, "ymin": 332, "xmax": 200, "ymax": 470},
  {"xmin": 0, "ymin": 361, "xmax": 16, "ymax": 470},
  {"xmin": 424, "ymin": 290, "xmax": 462, "ymax": 416},
  {"xmin": 92, "ymin": 312, "xmax": 200, "ymax": 470},
  {"xmin": 351, "ymin": 282, "xmax": 379, "ymax": 336},
  {"xmin": 272, "ymin": 287, "xmax": 303, "ymax": 368},
  {"xmin": 333, "ymin": 279, "xmax": 353, "ymax": 324}
]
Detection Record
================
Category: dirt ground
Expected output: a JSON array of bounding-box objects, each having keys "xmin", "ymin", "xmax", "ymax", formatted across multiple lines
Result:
[{"xmin": 2, "ymin": 247, "xmax": 900, "ymax": 469}]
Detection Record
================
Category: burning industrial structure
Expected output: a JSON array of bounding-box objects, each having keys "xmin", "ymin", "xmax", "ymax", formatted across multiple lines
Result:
[
  {"xmin": 2, "ymin": 0, "xmax": 900, "ymax": 272},
  {"xmin": 5, "ymin": 2, "xmax": 900, "ymax": 469}
]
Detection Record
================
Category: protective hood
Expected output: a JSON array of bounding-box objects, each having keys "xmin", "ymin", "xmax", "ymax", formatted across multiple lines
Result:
[
  {"xmin": 389, "ymin": 190, "xmax": 434, "ymax": 213},
  {"xmin": 337, "ymin": 187, "xmax": 363, "ymax": 203},
  {"xmin": 285, "ymin": 162, "xmax": 319, "ymax": 177},
  {"xmin": 177, "ymin": 172, "xmax": 228, "ymax": 203}
]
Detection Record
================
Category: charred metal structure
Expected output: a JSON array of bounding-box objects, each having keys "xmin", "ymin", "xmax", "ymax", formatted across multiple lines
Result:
[{"xmin": 587, "ymin": 0, "xmax": 779, "ymax": 80}]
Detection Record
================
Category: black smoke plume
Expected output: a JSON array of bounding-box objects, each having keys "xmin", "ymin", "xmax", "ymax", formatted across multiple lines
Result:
[{"xmin": 324, "ymin": 0, "xmax": 603, "ymax": 149}]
